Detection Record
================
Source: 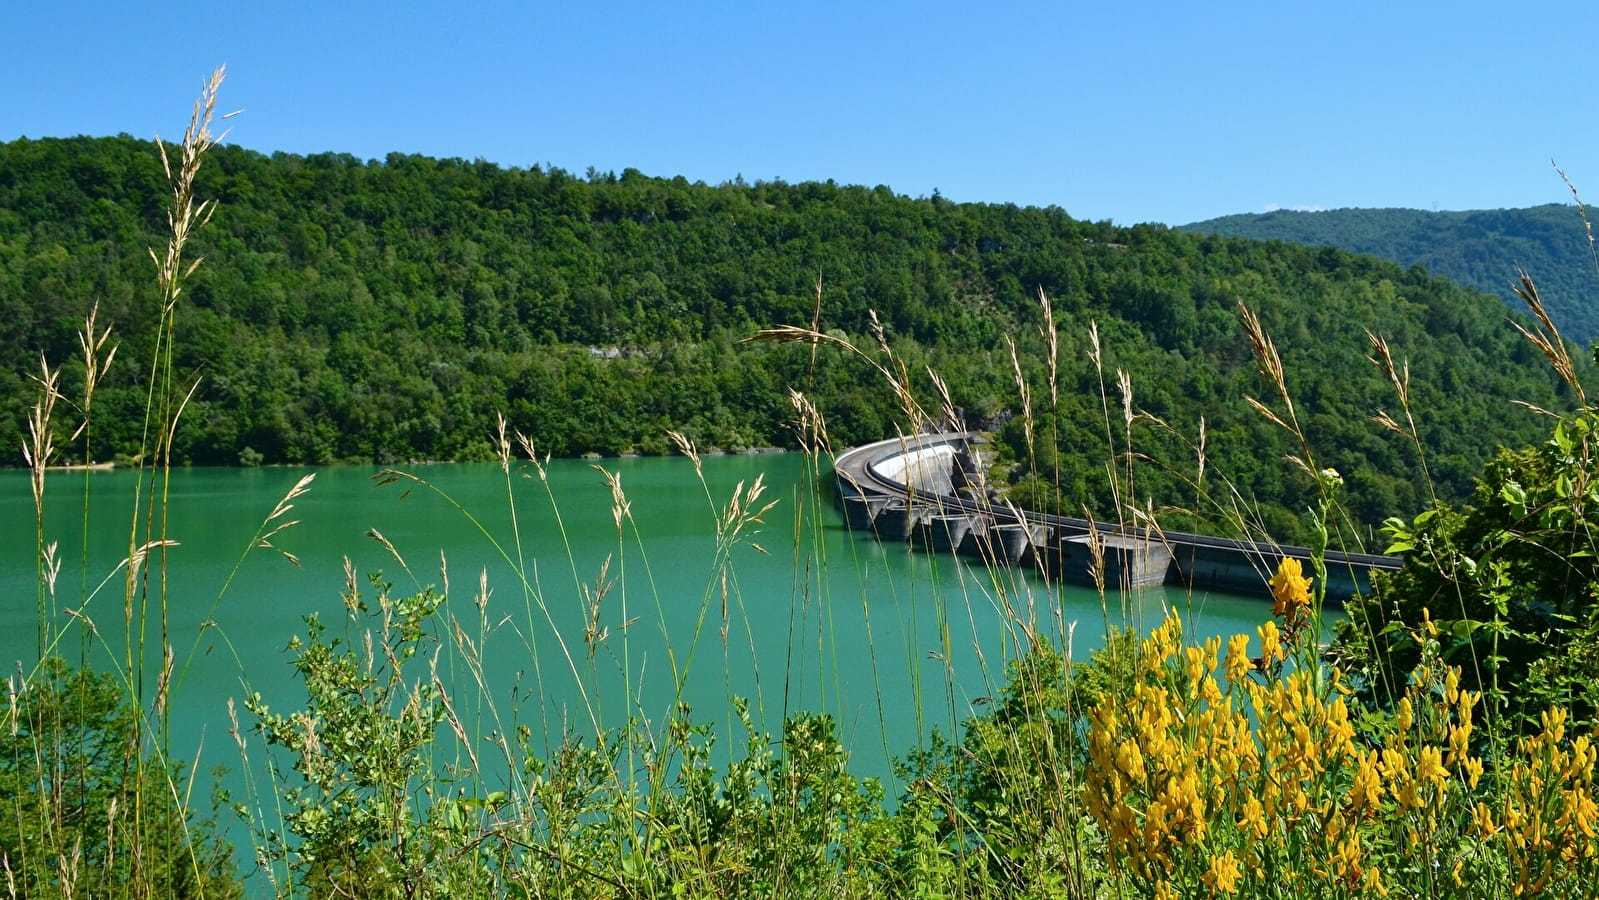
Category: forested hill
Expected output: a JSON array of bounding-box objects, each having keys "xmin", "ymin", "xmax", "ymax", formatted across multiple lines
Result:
[
  {"xmin": 1180, "ymin": 204, "xmax": 1599, "ymax": 343},
  {"xmin": 0, "ymin": 136, "xmax": 1581, "ymax": 540}
]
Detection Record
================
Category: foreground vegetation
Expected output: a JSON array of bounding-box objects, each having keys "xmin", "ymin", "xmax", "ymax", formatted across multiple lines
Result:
[{"xmin": 8, "ymin": 70, "xmax": 1599, "ymax": 898}]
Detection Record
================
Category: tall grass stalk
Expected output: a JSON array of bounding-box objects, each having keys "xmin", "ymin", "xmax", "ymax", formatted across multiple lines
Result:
[
  {"xmin": 125, "ymin": 67, "xmax": 232, "ymax": 896},
  {"xmin": 74, "ymin": 305, "xmax": 118, "ymax": 666},
  {"xmin": 4, "ymin": 67, "xmax": 244, "ymax": 900},
  {"xmin": 24, "ymin": 356, "xmax": 63, "ymax": 661}
]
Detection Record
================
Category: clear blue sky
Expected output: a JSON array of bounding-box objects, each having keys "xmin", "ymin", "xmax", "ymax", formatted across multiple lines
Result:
[{"xmin": 7, "ymin": 0, "xmax": 1598, "ymax": 226}]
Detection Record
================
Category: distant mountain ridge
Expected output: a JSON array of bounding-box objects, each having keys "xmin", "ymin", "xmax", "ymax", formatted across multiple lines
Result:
[{"xmin": 1180, "ymin": 204, "xmax": 1599, "ymax": 343}]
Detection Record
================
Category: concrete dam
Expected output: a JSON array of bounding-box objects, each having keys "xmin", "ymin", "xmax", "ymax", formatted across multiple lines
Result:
[{"xmin": 832, "ymin": 432, "xmax": 1400, "ymax": 602}]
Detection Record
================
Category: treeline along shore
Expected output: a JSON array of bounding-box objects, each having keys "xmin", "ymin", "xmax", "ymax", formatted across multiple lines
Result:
[{"xmin": 0, "ymin": 135, "xmax": 1581, "ymax": 542}]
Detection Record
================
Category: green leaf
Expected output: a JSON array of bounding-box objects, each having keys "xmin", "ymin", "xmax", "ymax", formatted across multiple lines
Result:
[{"xmin": 1500, "ymin": 480, "xmax": 1527, "ymax": 509}]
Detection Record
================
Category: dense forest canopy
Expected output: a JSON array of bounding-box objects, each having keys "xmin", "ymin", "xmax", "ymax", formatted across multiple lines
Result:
[
  {"xmin": 0, "ymin": 136, "xmax": 1581, "ymax": 542},
  {"xmin": 1181, "ymin": 204, "xmax": 1599, "ymax": 343}
]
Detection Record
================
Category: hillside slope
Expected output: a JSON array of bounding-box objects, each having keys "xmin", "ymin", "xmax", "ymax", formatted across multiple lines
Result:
[
  {"xmin": 1181, "ymin": 204, "xmax": 1599, "ymax": 342},
  {"xmin": 0, "ymin": 136, "xmax": 1580, "ymax": 540}
]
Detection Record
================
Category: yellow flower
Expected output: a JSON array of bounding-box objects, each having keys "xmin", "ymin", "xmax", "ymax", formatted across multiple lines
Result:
[
  {"xmin": 1541, "ymin": 706, "xmax": 1569, "ymax": 743},
  {"xmin": 1395, "ymin": 696, "xmax": 1413, "ymax": 734},
  {"xmin": 1365, "ymin": 865, "xmax": 1388, "ymax": 897},
  {"xmin": 1473, "ymin": 801, "xmax": 1497, "ymax": 837},
  {"xmin": 1325, "ymin": 696, "xmax": 1356, "ymax": 756},
  {"xmin": 1144, "ymin": 612, "xmax": 1183, "ymax": 673},
  {"xmin": 1268, "ymin": 557, "xmax": 1313, "ymax": 622},
  {"xmin": 1349, "ymin": 748, "xmax": 1382, "ymax": 814},
  {"xmin": 1116, "ymin": 740, "xmax": 1147, "ymax": 781},
  {"xmin": 1238, "ymin": 794, "xmax": 1268, "ymax": 839},
  {"xmin": 1223, "ymin": 633, "xmax": 1252, "ymax": 685},
  {"xmin": 1556, "ymin": 788, "xmax": 1599, "ymax": 839},
  {"xmin": 1417, "ymin": 745, "xmax": 1449, "ymax": 786},
  {"xmin": 1258, "ymin": 620, "xmax": 1282, "ymax": 664},
  {"xmin": 1184, "ymin": 645, "xmax": 1207, "ymax": 696},
  {"xmin": 1201, "ymin": 849, "xmax": 1243, "ymax": 894},
  {"xmin": 1332, "ymin": 837, "xmax": 1364, "ymax": 887}
]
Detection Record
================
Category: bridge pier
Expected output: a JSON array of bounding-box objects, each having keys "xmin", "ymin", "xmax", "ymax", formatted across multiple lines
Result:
[
  {"xmin": 915, "ymin": 512, "xmax": 977, "ymax": 554},
  {"xmin": 970, "ymin": 520, "xmax": 1044, "ymax": 567},
  {"xmin": 1045, "ymin": 532, "xmax": 1173, "ymax": 589},
  {"xmin": 872, "ymin": 499, "xmax": 931, "ymax": 543},
  {"xmin": 840, "ymin": 493, "xmax": 893, "ymax": 530}
]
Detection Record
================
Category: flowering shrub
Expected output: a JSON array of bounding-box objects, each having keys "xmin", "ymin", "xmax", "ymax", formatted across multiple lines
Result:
[{"xmin": 1080, "ymin": 558, "xmax": 1599, "ymax": 899}]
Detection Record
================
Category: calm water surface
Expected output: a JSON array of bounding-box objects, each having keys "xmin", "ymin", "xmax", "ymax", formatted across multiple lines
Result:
[{"xmin": 1, "ymin": 454, "xmax": 1293, "ymax": 786}]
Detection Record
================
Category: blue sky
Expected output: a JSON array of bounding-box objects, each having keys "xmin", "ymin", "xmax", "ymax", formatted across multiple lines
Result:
[{"xmin": 6, "ymin": 0, "xmax": 1597, "ymax": 226}]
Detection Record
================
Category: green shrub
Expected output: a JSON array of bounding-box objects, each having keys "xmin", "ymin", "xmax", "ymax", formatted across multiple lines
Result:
[
  {"xmin": 1334, "ymin": 408, "xmax": 1599, "ymax": 734},
  {"xmin": 0, "ymin": 657, "xmax": 239, "ymax": 899}
]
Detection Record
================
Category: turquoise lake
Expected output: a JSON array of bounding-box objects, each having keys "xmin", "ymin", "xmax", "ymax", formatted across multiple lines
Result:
[{"xmin": 1, "ymin": 453, "xmax": 1291, "ymax": 794}]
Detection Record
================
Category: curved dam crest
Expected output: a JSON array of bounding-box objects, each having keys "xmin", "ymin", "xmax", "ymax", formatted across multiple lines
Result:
[{"xmin": 833, "ymin": 432, "xmax": 1400, "ymax": 602}]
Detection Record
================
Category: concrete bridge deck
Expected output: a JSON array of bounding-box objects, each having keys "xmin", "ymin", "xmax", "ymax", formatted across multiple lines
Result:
[{"xmin": 833, "ymin": 432, "xmax": 1400, "ymax": 601}]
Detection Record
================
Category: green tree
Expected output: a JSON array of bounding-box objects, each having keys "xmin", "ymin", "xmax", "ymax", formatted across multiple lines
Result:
[{"xmin": 1333, "ymin": 408, "xmax": 1599, "ymax": 733}]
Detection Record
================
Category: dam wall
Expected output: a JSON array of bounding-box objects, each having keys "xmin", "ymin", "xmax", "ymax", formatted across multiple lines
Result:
[{"xmin": 833, "ymin": 433, "xmax": 1397, "ymax": 602}]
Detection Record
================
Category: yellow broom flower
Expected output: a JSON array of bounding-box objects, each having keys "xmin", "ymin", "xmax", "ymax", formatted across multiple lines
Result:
[
  {"xmin": 1223, "ymin": 632, "xmax": 1252, "ymax": 686},
  {"xmin": 1201, "ymin": 849, "xmax": 1243, "ymax": 894},
  {"xmin": 1268, "ymin": 556, "xmax": 1313, "ymax": 623}
]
